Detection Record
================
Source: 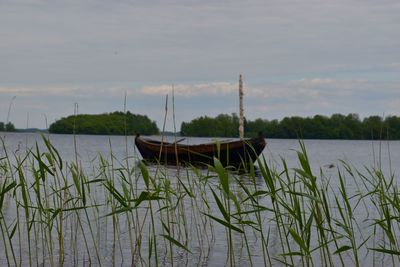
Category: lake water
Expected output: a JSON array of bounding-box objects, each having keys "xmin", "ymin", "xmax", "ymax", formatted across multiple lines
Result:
[
  {"xmin": 2, "ymin": 132, "xmax": 398, "ymax": 173},
  {"xmin": 0, "ymin": 132, "xmax": 399, "ymax": 266}
]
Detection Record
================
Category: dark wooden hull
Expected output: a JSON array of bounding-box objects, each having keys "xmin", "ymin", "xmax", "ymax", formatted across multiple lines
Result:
[{"xmin": 135, "ymin": 135, "xmax": 266, "ymax": 168}]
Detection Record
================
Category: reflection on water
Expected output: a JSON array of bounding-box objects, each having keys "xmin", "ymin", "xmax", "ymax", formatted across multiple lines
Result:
[{"xmin": 0, "ymin": 132, "xmax": 399, "ymax": 266}]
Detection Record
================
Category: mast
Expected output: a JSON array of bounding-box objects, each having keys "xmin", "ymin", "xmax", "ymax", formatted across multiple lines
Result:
[{"xmin": 239, "ymin": 74, "xmax": 244, "ymax": 139}]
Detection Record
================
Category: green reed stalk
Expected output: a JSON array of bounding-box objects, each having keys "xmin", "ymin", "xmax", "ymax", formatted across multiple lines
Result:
[
  {"xmin": 108, "ymin": 138, "xmax": 118, "ymax": 267},
  {"xmin": 257, "ymin": 156, "xmax": 294, "ymax": 266},
  {"xmin": 2, "ymin": 134, "xmax": 400, "ymax": 266},
  {"xmin": 246, "ymin": 159, "xmax": 272, "ymax": 266},
  {"xmin": 16, "ymin": 157, "xmax": 33, "ymax": 267},
  {"xmin": 122, "ymin": 93, "xmax": 137, "ymax": 266},
  {"xmin": 161, "ymin": 178, "xmax": 174, "ymax": 267},
  {"xmin": 139, "ymin": 162, "xmax": 159, "ymax": 267},
  {"xmin": 336, "ymin": 170, "xmax": 360, "ymax": 267},
  {"xmin": 0, "ymin": 213, "xmax": 15, "ymax": 267},
  {"xmin": 0, "ymin": 138, "xmax": 17, "ymax": 266}
]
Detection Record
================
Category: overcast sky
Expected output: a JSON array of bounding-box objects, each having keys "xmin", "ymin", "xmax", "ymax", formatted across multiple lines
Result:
[{"xmin": 1, "ymin": 0, "xmax": 399, "ymax": 130}]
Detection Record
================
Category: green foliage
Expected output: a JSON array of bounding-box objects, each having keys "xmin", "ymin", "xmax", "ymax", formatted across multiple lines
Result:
[
  {"xmin": 49, "ymin": 111, "xmax": 159, "ymax": 135},
  {"xmin": 181, "ymin": 113, "xmax": 239, "ymax": 137},
  {"xmin": 5, "ymin": 122, "xmax": 15, "ymax": 132},
  {"xmin": 0, "ymin": 122, "xmax": 16, "ymax": 132},
  {"xmin": 181, "ymin": 113, "xmax": 400, "ymax": 139}
]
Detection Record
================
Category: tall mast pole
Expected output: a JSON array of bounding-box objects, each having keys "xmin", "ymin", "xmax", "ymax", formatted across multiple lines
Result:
[{"xmin": 239, "ymin": 74, "xmax": 244, "ymax": 139}]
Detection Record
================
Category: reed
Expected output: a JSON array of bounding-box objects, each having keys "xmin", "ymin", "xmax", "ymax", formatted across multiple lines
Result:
[{"xmin": 0, "ymin": 135, "xmax": 398, "ymax": 266}]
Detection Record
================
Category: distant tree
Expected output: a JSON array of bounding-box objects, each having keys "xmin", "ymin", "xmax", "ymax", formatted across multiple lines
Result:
[
  {"xmin": 385, "ymin": 116, "xmax": 400, "ymax": 139},
  {"xmin": 246, "ymin": 118, "xmax": 268, "ymax": 137},
  {"xmin": 0, "ymin": 122, "xmax": 4, "ymax": 131},
  {"xmin": 362, "ymin": 116, "xmax": 383, "ymax": 140},
  {"xmin": 5, "ymin": 122, "xmax": 16, "ymax": 132},
  {"xmin": 181, "ymin": 113, "xmax": 240, "ymax": 137},
  {"xmin": 280, "ymin": 116, "xmax": 306, "ymax": 138},
  {"xmin": 343, "ymin": 113, "xmax": 362, "ymax": 139}
]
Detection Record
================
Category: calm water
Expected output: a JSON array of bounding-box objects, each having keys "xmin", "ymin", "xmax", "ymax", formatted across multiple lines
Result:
[
  {"xmin": 2, "ymin": 132, "xmax": 398, "ymax": 172},
  {"xmin": 0, "ymin": 132, "xmax": 399, "ymax": 266}
]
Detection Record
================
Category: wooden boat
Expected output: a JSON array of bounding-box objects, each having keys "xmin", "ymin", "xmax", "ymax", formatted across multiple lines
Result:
[
  {"xmin": 135, "ymin": 134, "xmax": 266, "ymax": 168},
  {"xmin": 135, "ymin": 75, "xmax": 266, "ymax": 169}
]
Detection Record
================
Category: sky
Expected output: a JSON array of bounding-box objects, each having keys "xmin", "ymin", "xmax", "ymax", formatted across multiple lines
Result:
[{"xmin": 1, "ymin": 0, "xmax": 400, "ymax": 130}]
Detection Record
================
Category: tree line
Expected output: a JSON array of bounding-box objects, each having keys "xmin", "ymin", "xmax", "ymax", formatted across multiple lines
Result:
[
  {"xmin": 43, "ymin": 111, "xmax": 400, "ymax": 139},
  {"xmin": 181, "ymin": 113, "xmax": 400, "ymax": 140},
  {"xmin": 49, "ymin": 111, "xmax": 159, "ymax": 135},
  {"xmin": 0, "ymin": 122, "xmax": 16, "ymax": 132},
  {"xmin": 181, "ymin": 114, "xmax": 241, "ymax": 137}
]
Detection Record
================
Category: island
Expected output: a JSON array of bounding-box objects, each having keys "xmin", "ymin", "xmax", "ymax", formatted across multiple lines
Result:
[{"xmin": 49, "ymin": 111, "xmax": 159, "ymax": 135}]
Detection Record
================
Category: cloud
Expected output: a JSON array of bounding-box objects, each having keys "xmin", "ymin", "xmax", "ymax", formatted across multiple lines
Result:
[
  {"xmin": 1, "ymin": 0, "xmax": 400, "ymax": 130},
  {"xmin": 387, "ymin": 99, "xmax": 400, "ymax": 114},
  {"xmin": 0, "ymin": 87, "xmax": 63, "ymax": 96},
  {"xmin": 0, "ymin": 85, "xmax": 136, "ymax": 98},
  {"xmin": 140, "ymin": 78, "xmax": 374, "ymax": 100},
  {"xmin": 385, "ymin": 62, "xmax": 400, "ymax": 71},
  {"xmin": 1, "ymin": 0, "xmax": 400, "ymax": 85},
  {"xmin": 248, "ymin": 78, "xmax": 400, "ymax": 100},
  {"xmin": 1, "ymin": 78, "xmax": 398, "ymax": 100},
  {"xmin": 140, "ymin": 82, "xmax": 236, "ymax": 97}
]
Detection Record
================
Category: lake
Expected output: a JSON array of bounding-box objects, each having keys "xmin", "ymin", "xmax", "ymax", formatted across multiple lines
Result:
[
  {"xmin": 0, "ymin": 132, "xmax": 399, "ymax": 266},
  {"xmin": 2, "ymin": 132, "xmax": 398, "ymax": 172}
]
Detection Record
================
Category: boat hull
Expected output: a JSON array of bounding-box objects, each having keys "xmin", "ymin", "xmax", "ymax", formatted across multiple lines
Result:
[{"xmin": 135, "ymin": 135, "xmax": 266, "ymax": 168}]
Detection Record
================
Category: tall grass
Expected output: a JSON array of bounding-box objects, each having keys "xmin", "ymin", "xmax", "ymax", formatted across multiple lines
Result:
[{"xmin": 0, "ymin": 135, "xmax": 399, "ymax": 266}]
